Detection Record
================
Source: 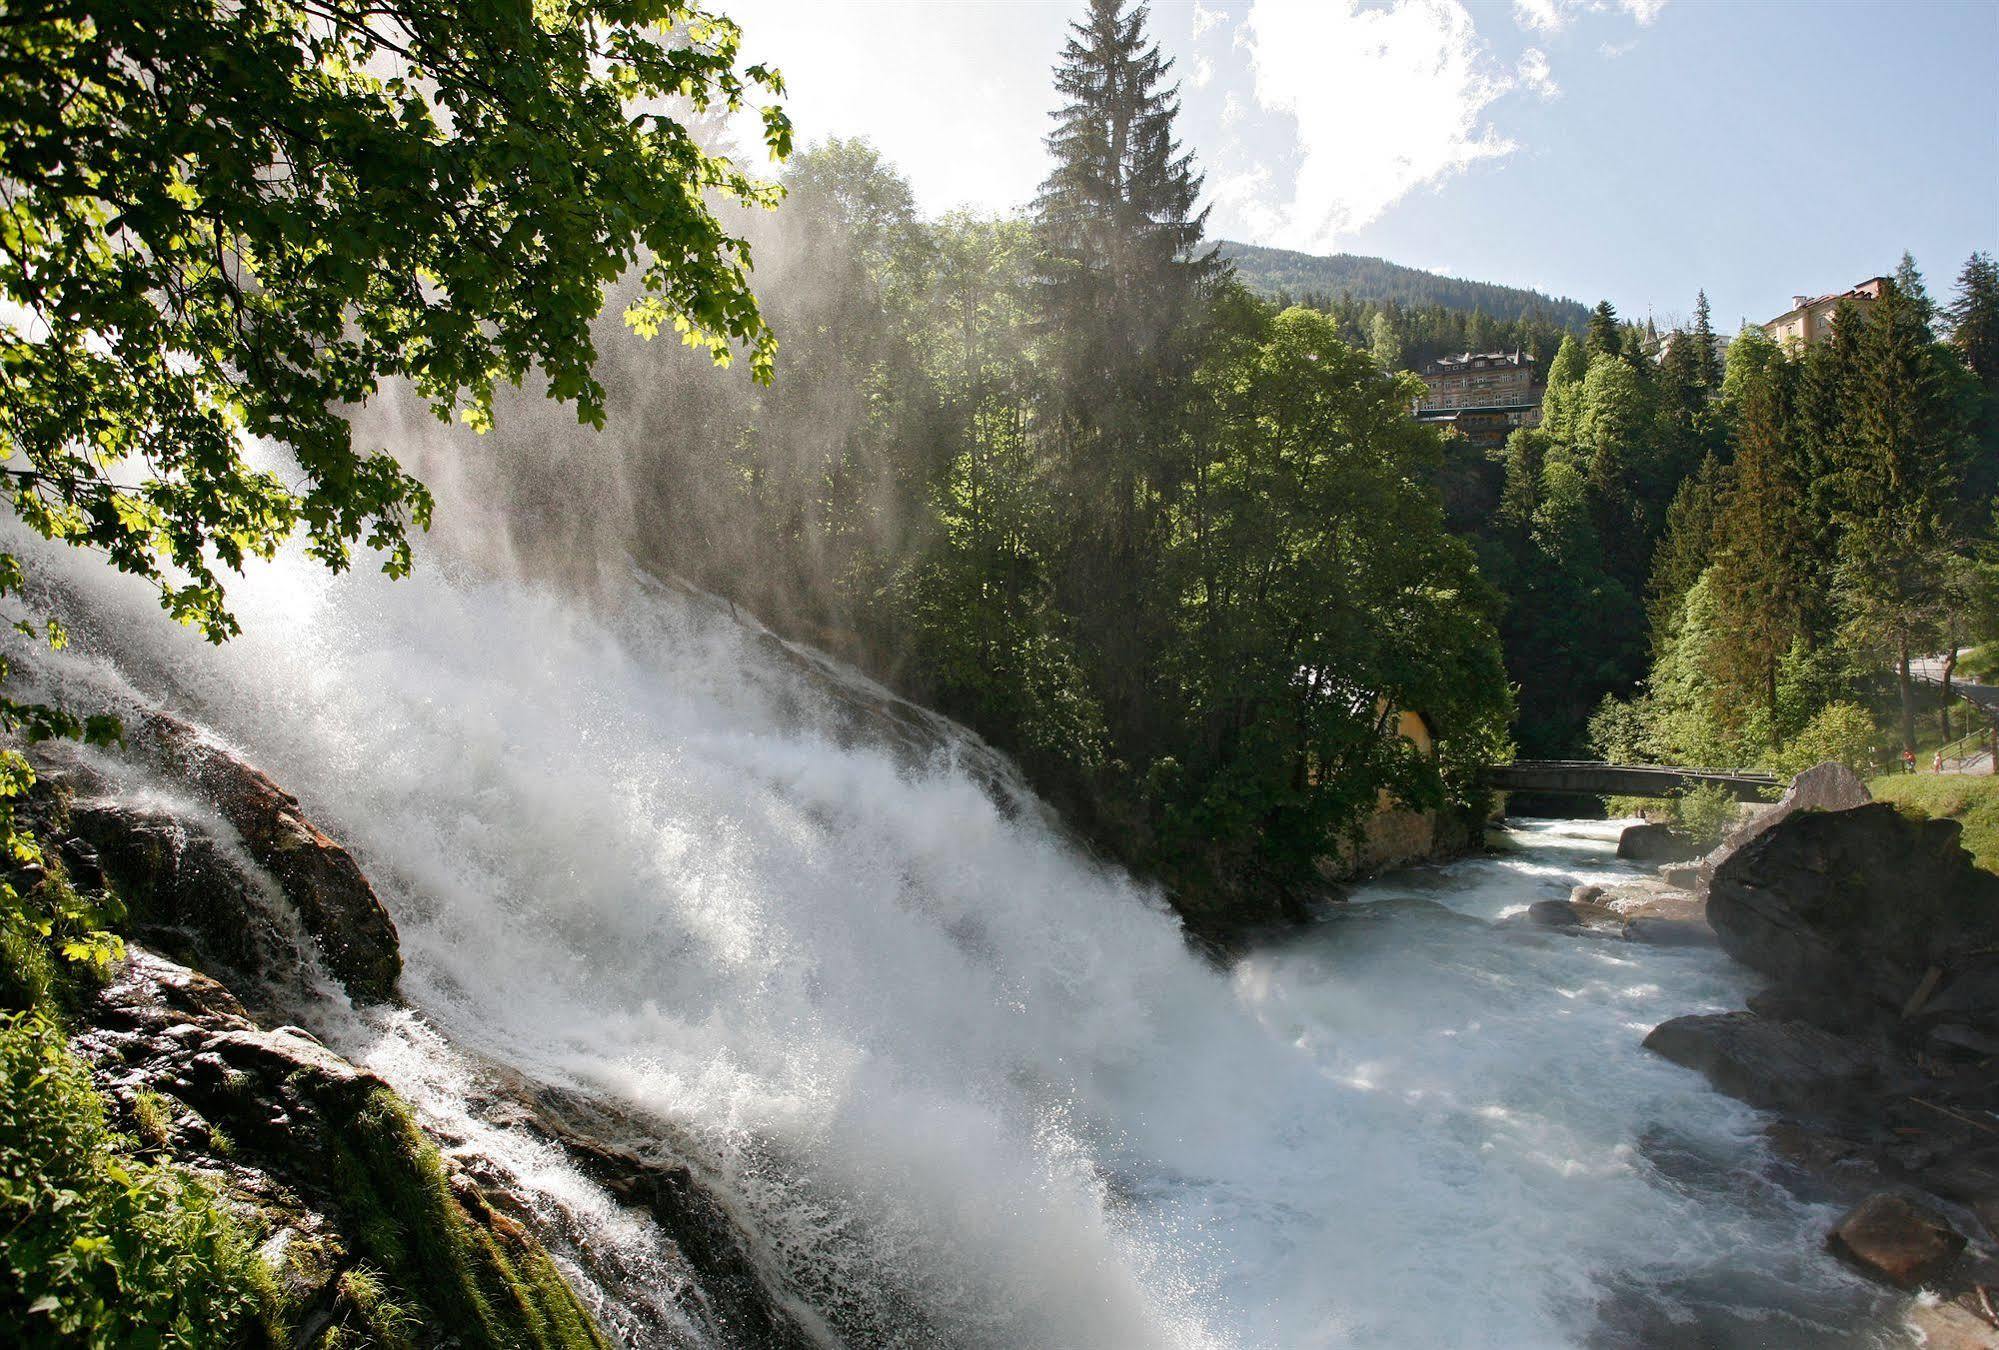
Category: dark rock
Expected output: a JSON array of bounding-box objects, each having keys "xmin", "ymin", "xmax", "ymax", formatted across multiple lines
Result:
[
  {"xmin": 1621, "ymin": 917, "xmax": 1720, "ymax": 948},
  {"xmin": 118, "ymin": 712, "xmax": 401, "ymax": 1001},
  {"xmin": 1660, "ymin": 864, "xmax": 1701, "ymax": 891},
  {"xmin": 1688, "ymin": 761, "xmax": 1873, "ymax": 899},
  {"xmin": 1518, "ymin": 898, "xmax": 1623, "ymax": 930},
  {"xmin": 1617, "ymin": 822, "xmax": 1700, "ymax": 863},
  {"xmin": 1643, "ymin": 1012, "xmax": 1901, "ymax": 1115},
  {"xmin": 1707, "ymin": 803, "xmax": 1999, "ymax": 1030},
  {"xmin": 1826, "ymin": 1192, "xmax": 1968, "ymax": 1288},
  {"xmin": 73, "ymin": 947, "xmax": 613, "ymax": 1346},
  {"xmin": 1570, "ymin": 883, "xmax": 1605, "ymax": 906},
  {"xmin": 63, "ymin": 799, "xmax": 320, "ymax": 1012}
]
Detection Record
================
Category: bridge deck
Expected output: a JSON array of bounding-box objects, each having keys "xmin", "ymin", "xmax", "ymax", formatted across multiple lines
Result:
[{"xmin": 1488, "ymin": 760, "xmax": 1781, "ymax": 801}]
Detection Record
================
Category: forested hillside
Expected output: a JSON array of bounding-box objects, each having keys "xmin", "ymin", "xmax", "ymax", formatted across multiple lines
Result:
[{"xmin": 1221, "ymin": 241, "xmax": 1590, "ymax": 370}]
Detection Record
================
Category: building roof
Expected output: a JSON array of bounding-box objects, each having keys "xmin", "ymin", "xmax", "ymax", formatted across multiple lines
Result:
[
  {"xmin": 1420, "ymin": 350, "xmax": 1534, "ymax": 376},
  {"xmin": 1764, "ymin": 277, "xmax": 1890, "ymax": 327}
]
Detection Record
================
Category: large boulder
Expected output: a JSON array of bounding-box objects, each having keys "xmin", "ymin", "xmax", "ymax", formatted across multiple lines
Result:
[
  {"xmin": 1644, "ymin": 1011, "xmax": 1902, "ymax": 1114},
  {"xmin": 1706, "ymin": 802, "xmax": 1999, "ymax": 1028},
  {"xmin": 1684, "ymin": 761, "xmax": 1872, "ymax": 897},
  {"xmin": 1616, "ymin": 822, "xmax": 1700, "ymax": 863},
  {"xmin": 125, "ymin": 713, "xmax": 401, "ymax": 1001},
  {"xmin": 1826, "ymin": 1192, "xmax": 1968, "ymax": 1289}
]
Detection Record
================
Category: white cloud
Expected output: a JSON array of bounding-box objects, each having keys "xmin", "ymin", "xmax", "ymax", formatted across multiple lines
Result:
[
  {"xmin": 1518, "ymin": 47, "xmax": 1560, "ymax": 100},
  {"xmin": 1513, "ymin": 0, "xmax": 1668, "ymax": 34},
  {"xmin": 1513, "ymin": 0, "xmax": 1570, "ymax": 33},
  {"xmin": 1191, "ymin": 53, "xmax": 1214, "ymax": 89},
  {"xmin": 1238, "ymin": 0, "xmax": 1516, "ymax": 248},
  {"xmin": 1191, "ymin": 1, "xmax": 1229, "ymax": 38}
]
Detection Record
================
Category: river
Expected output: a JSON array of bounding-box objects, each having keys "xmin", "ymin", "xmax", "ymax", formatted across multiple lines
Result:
[{"xmin": 15, "ymin": 532, "xmax": 1917, "ymax": 1347}]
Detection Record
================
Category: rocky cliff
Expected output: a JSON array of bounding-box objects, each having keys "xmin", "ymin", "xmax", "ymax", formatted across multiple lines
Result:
[{"xmin": 9, "ymin": 718, "xmax": 821, "ymax": 1348}]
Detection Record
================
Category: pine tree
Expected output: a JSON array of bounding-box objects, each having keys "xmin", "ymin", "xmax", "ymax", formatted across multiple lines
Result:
[
  {"xmin": 1708, "ymin": 360, "xmax": 1810, "ymax": 739},
  {"xmin": 1540, "ymin": 335, "xmax": 1589, "ymax": 442},
  {"xmin": 1946, "ymin": 252, "xmax": 1999, "ymax": 389},
  {"xmin": 1368, "ymin": 310, "xmax": 1403, "ymax": 372},
  {"xmin": 1895, "ymin": 251, "xmax": 1937, "ymax": 333},
  {"xmin": 1034, "ymin": 0, "xmax": 1218, "ymax": 746},
  {"xmin": 1647, "ymin": 454, "xmax": 1725, "ymax": 653},
  {"xmin": 1835, "ymin": 278, "xmax": 1969, "ymax": 752},
  {"xmin": 1689, "ymin": 290, "xmax": 1722, "ymax": 394},
  {"xmin": 1036, "ymin": 0, "xmax": 1217, "ymax": 362},
  {"xmin": 1586, "ymin": 300, "xmax": 1621, "ymax": 360}
]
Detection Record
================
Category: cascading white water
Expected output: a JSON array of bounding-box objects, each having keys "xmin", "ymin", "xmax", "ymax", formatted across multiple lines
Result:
[{"xmin": 14, "ymin": 534, "xmax": 1912, "ymax": 1348}]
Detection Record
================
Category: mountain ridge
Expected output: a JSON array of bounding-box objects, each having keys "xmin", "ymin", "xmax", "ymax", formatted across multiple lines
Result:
[{"xmin": 1219, "ymin": 240, "xmax": 1592, "ymax": 330}]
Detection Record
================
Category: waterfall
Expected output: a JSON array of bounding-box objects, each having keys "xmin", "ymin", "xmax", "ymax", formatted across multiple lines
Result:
[{"xmin": 11, "ymin": 530, "xmax": 1903, "ymax": 1348}]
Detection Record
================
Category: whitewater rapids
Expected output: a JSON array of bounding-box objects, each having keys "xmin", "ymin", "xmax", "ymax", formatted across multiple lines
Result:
[{"xmin": 16, "ymin": 538, "xmax": 1910, "ymax": 1347}]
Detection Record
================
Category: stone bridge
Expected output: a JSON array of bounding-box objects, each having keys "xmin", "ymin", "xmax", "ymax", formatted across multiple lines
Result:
[{"xmin": 1487, "ymin": 760, "xmax": 1781, "ymax": 801}]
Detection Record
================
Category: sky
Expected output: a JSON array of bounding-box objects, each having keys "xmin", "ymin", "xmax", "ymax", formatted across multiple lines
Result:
[{"xmin": 723, "ymin": 0, "xmax": 1998, "ymax": 332}]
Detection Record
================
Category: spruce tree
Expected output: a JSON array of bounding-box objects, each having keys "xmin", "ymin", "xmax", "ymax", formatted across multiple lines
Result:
[
  {"xmin": 1946, "ymin": 252, "xmax": 1999, "ymax": 388},
  {"xmin": 1540, "ymin": 335, "xmax": 1589, "ymax": 442},
  {"xmin": 1894, "ymin": 250, "xmax": 1937, "ymax": 333},
  {"xmin": 1586, "ymin": 301, "xmax": 1622, "ymax": 360},
  {"xmin": 1835, "ymin": 277, "xmax": 1969, "ymax": 752},
  {"xmin": 1690, "ymin": 290, "xmax": 1723, "ymax": 394},
  {"xmin": 1708, "ymin": 361, "xmax": 1810, "ymax": 738},
  {"xmin": 1036, "ymin": 0, "xmax": 1217, "ymax": 363},
  {"xmin": 1034, "ymin": 0, "xmax": 1218, "ymax": 746}
]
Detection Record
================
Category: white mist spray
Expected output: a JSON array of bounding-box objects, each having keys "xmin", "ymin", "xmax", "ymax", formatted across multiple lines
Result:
[{"xmin": 14, "ymin": 530, "xmax": 1900, "ymax": 1347}]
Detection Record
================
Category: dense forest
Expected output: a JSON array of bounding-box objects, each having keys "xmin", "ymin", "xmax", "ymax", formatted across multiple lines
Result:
[
  {"xmin": 1222, "ymin": 239, "xmax": 1591, "ymax": 370},
  {"xmin": 1457, "ymin": 266, "xmax": 1999, "ymax": 811}
]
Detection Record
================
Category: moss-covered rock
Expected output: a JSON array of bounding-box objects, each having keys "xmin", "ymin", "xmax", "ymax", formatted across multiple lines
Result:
[{"xmin": 74, "ymin": 946, "xmax": 607, "ymax": 1349}]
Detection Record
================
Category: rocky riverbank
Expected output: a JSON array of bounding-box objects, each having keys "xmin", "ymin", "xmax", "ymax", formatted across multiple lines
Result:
[
  {"xmin": 13, "ymin": 716, "xmax": 820, "ymax": 1348},
  {"xmin": 1623, "ymin": 768, "xmax": 1999, "ymax": 1344}
]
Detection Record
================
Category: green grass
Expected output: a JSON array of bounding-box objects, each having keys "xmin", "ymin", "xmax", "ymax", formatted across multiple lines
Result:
[
  {"xmin": 1956, "ymin": 644, "xmax": 1999, "ymax": 682},
  {"xmin": 1869, "ymin": 772, "xmax": 1999, "ymax": 874}
]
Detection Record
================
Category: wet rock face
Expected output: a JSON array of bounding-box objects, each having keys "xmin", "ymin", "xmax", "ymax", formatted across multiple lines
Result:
[
  {"xmin": 74, "ymin": 948, "xmax": 610, "ymax": 1347},
  {"xmin": 1685, "ymin": 760, "xmax": 1872, "ymax": 898},
  {"xmin": 127, "ymin": 712, "xmax": 403, "ymax": 1002},
  {"xmin": 1707, "ymin": 802, "xmax": 1999, "ymax": 1030},
  {"xmin": 1827, "ymin": 1192, "xmax": 1969, "ymax": 1289},
  {"xmin": 1642, "ymin": 1012, "xmax": 1903, "ymax": 1116}
]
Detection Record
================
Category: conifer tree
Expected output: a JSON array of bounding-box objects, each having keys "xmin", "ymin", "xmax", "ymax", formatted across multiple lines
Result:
[
  {"xmin": 1368, "ymin": 310, "xmax": 1404, "ymax": 372},
  {"xmin": 1895, "ymin": 251, "xmax": 1937, "ymax": 332},
  {"xmin": 1034, "ymin": 0, "xmax": 1218, "ymax": 746},
  {"xmin": 1947, "ymin": 252, "xmax": 1999, "ymax": 389},
  {"xmin": 1540, "ymin": 335, "xmax": 1589, "ymax": 442},
  {"xmin": 1708, "ymin": 361, "xmax": 1811, "ymax": 738},
  {"xmin": 1690, "ymin": 290, "xmax": 1723, "ymax": 394},
  {"xmin": 1646, "ymin": 454, "xmax": 1725, "ymax": 652},
  {"xmin": 1836, "ymin": 277, "xmax": 1969, "ymax": 752},
  {"xmin": 1036, "ymin": 0, "xmax": 1217, "ymax": 365},
  {"xmin": 1586, "ymin": 301, "xmax": 1622, "ymax": 360}
]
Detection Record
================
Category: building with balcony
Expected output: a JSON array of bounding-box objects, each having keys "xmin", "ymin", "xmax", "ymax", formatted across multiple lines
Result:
[{"xmin": 1413, "ymin": 351, "xmax": 1543, "ymax": 452}]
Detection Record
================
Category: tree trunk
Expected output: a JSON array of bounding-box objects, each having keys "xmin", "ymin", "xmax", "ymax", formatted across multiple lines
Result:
[
  {"xmin": 1942, "ymin": 645, "xmax": 1958, "ymax": 743},
  {"xmin": 1899, "ymin": 637, "xmax": 1916, "ymax": 756}
]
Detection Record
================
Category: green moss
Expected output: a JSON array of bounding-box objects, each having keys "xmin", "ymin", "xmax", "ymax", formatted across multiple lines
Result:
[
  {"xmin": 131, "ymin": 1087, "xmax": 175, "ymax": 1149},
  {"xmin": 324, "ymin": 1086, "xmax": 606, "ymax": 1350},
  {"xmin": 1869, "ymin": 773, "xmax": 1999, "ymax": 874}
]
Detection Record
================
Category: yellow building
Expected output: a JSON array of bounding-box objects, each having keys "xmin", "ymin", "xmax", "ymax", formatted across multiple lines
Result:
[{"xmin": 1762, "ymin": 277, "xmax": 1888, "ymax": 349}]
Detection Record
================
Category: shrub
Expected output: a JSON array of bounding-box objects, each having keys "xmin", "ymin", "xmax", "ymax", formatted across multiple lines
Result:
[
  {"xmin": 0, "ymin": 1011, "xmax": 272, "ymax": 1347},
  {"xmin": 1766, "ymin": 701, "xmax": 1881, "ymax": 781},
  {"xmin": 1669, "ymin": 782, "xmax": 1739, "ymax": 850}
]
